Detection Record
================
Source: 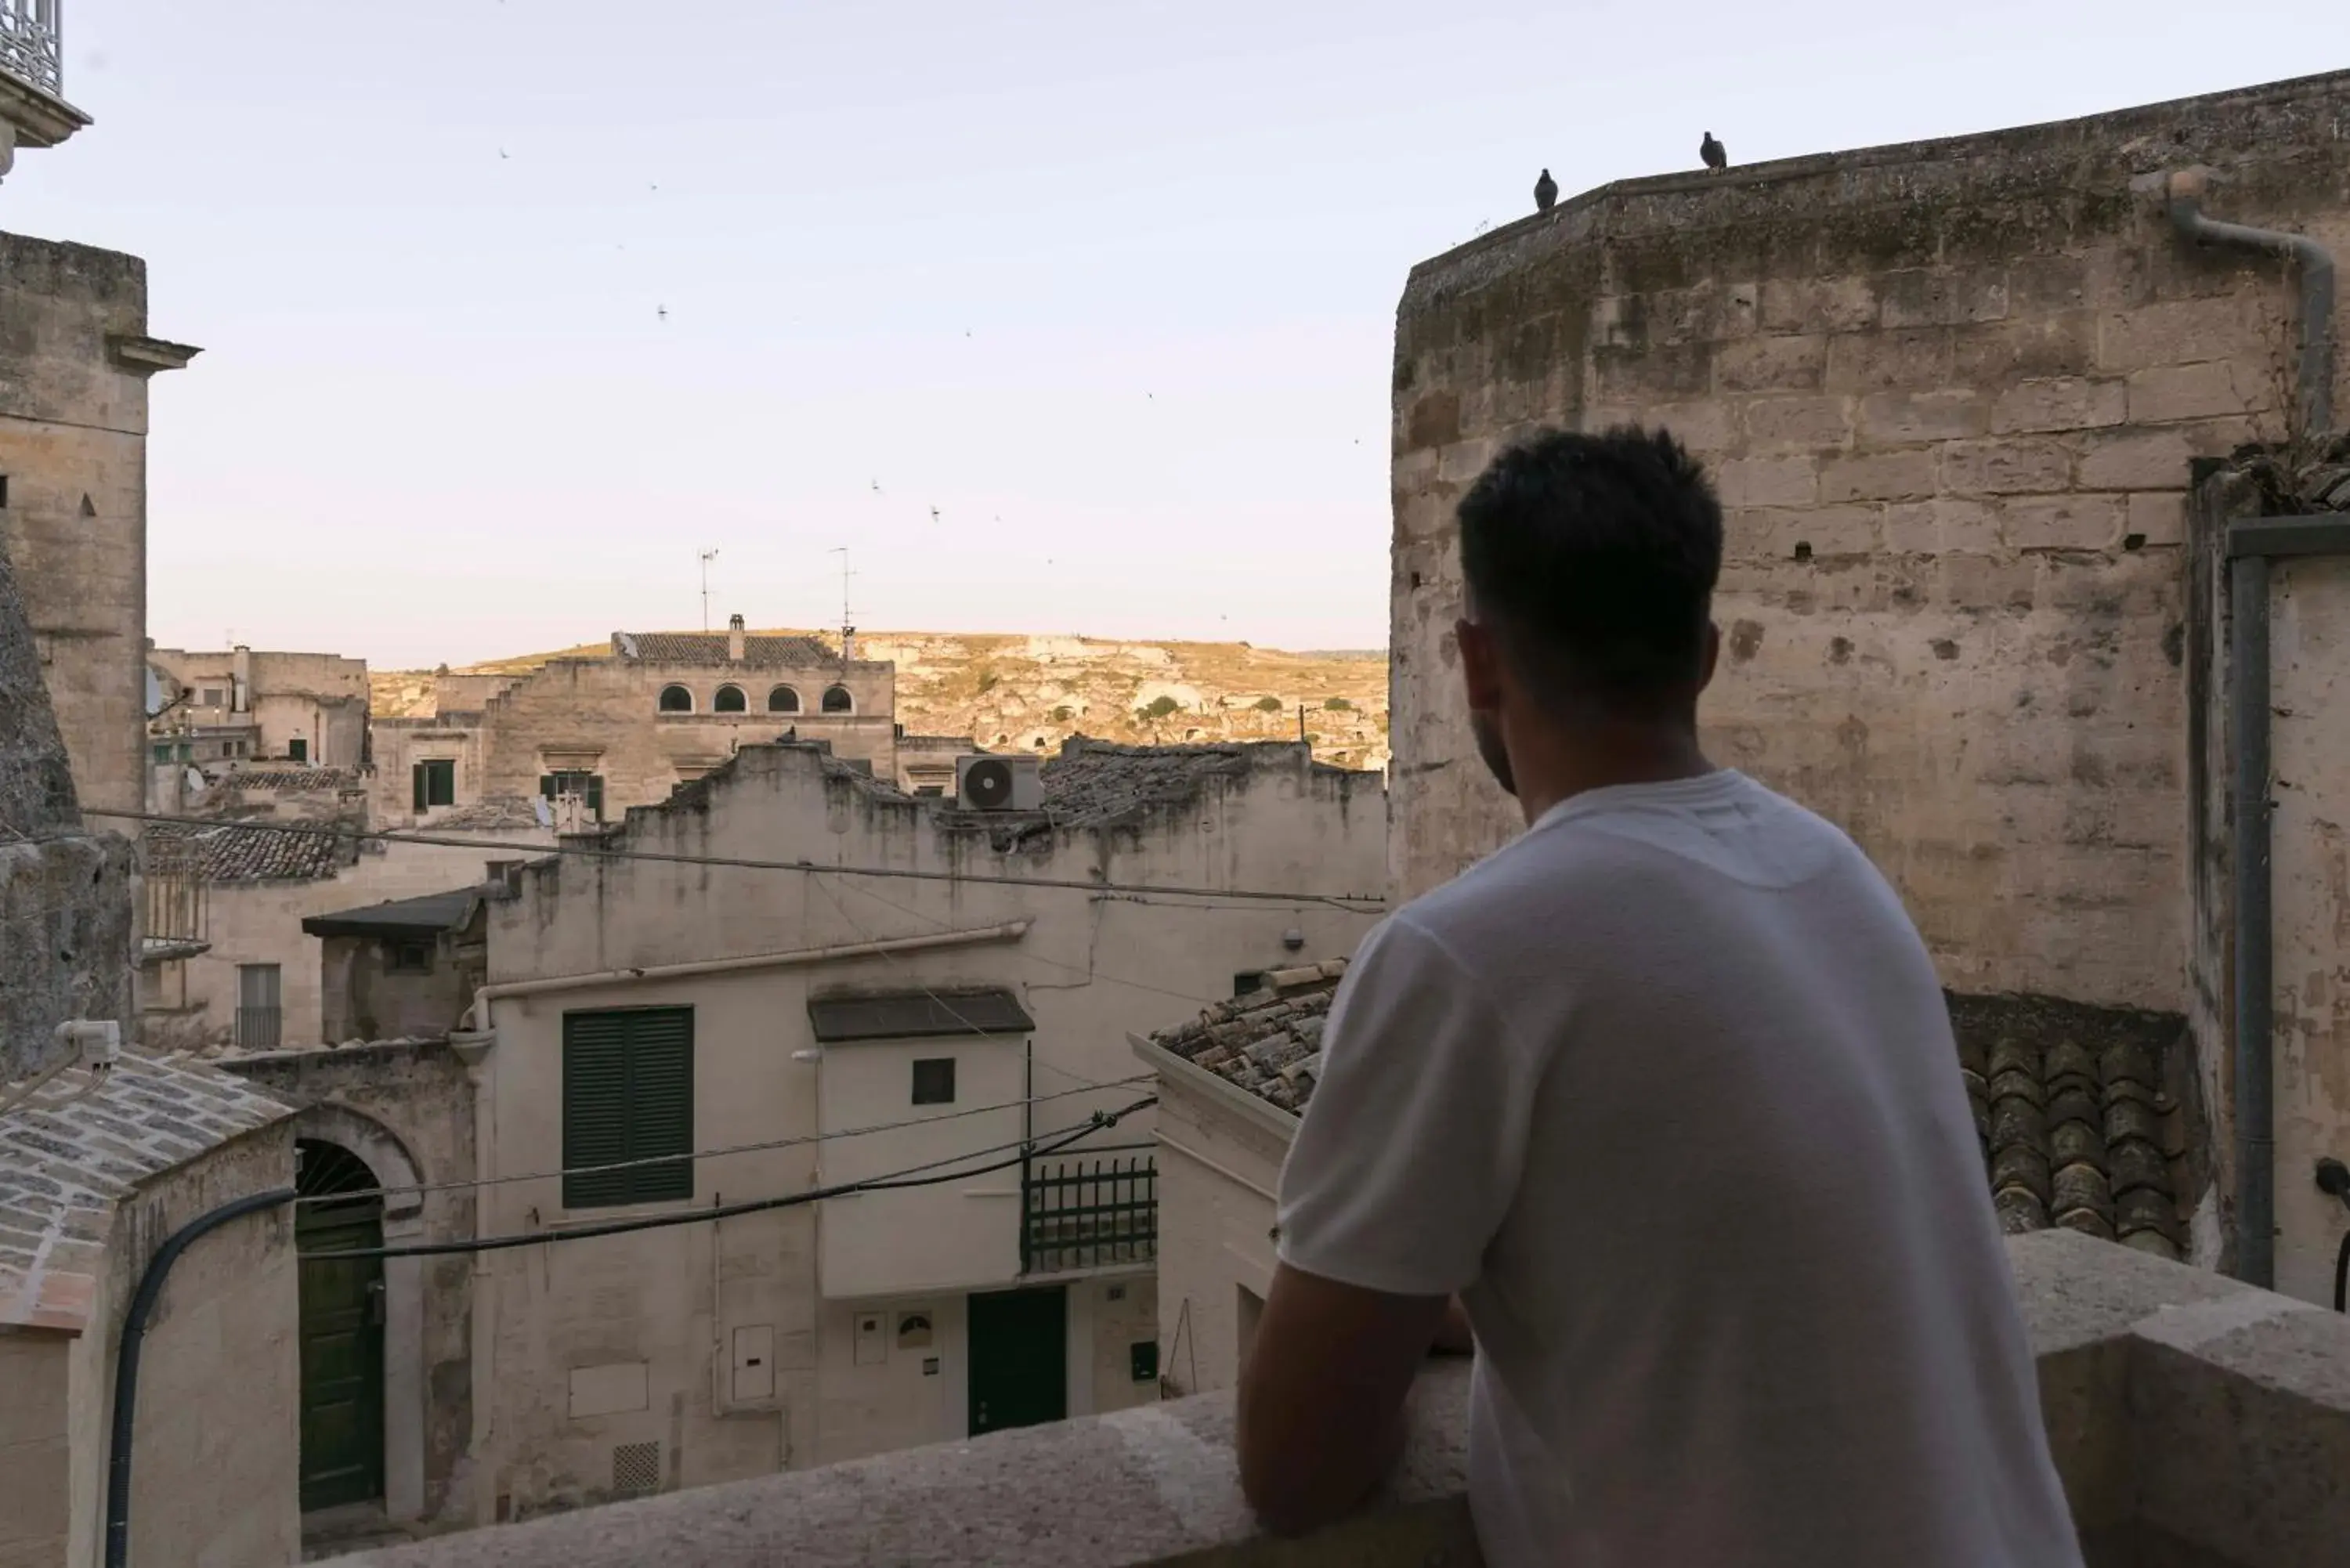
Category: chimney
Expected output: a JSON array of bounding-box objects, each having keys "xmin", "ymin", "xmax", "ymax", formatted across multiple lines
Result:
[
  {"xmin": 231, "ymin": 645, "xmax": 251, "ymax": 714},
  {"xmin": 728, "ymin": 613, "xmax": 746, "ymax": 663}
]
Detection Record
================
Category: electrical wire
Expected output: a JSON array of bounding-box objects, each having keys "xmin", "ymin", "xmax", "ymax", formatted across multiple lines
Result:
[
  {"xmin": 298, "ymin": 1099, "xmax": 1157, "ymax": 1263},
  {"xmin": 293, "ymin": 1074, "xmax": 1154, "ymax": 1207},
  {"xmin": 89, "ymin": 807, "xmax": 1386, "ymax": 910}
]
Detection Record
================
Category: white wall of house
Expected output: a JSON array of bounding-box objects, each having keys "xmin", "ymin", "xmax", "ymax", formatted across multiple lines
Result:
[
  {"xmin": 462, "ymin": 740, "xmax": 1383, "ymax": 1519},
  {"xmin": 1143, "ymin": 1049, "xmax": 1293, "ymax": 1397}
]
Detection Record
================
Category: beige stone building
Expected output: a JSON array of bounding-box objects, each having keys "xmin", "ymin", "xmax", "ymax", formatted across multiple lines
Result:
[
  {"xmin": 0, "ymin": 244, "xmax": 196, "ymax": 816},
  {"xmin": 370, "ymin": 620, "xmax": 915, "ymax": 829},
  {"xmin": 142, "ymin": 794, "xmax": 554, "ymax": 1053},
  {"xmin": 146, "ymin": 642, "xmax": 370, "ymax": 775},
  {"xmin": 1387, "ymin": 70, "xmax": 2349, "ymax": 1296},
  {"xmin": 446, "ymin": 736, "xmax": 1384, "ymax": 1521}
]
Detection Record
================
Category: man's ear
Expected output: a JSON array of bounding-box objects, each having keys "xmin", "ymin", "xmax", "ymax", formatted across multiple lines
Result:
[
  {"xmin": 1456, "ymin": 619, "xmax": 1506, "ymax": 712},
  {"xmin": 1696, "ymin": 619, "xmax": 1721, "ymax": 694}
]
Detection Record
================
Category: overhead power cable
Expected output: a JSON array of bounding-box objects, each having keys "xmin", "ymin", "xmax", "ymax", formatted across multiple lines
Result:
[
  {"xmin": 91, "ymin": 807, "xmax": 1386, "ymax": 910},
  {"xmin": 298, "ymin": 1100, "xmax": 1157, "ymax": 1263},
  {"xmin": 294, "ymin": 1075, "xmax": 1154, "ymax": 1207}
]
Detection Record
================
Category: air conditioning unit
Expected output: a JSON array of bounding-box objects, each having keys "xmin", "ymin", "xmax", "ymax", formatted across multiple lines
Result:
[{"xmin": 956, "ymin": 753, "xmax": 1043, "ymax": 811}]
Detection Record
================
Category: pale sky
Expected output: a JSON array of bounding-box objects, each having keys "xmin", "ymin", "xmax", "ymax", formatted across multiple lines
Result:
[{"xmin": 3, "ymin": 2, "xmax": 2338, "ymax": 669}]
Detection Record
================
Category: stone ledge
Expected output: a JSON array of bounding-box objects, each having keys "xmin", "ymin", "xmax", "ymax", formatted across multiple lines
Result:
[{"xmin": 336, "ymin": 1233, "xmax": 2350, "ymax": 1568}]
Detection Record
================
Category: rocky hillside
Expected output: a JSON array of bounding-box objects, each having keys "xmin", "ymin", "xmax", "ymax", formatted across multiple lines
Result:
[{"xmin": 371, "ymin": 631, "xmax": 1392, "ymax": 772}]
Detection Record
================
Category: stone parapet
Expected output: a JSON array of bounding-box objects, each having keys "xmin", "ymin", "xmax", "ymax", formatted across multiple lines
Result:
[{"xmin": 338, "ymin": 1231, "xmax": 2350, "ymax": 1568}]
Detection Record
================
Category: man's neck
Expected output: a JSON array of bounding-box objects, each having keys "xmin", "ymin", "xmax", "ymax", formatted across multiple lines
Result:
[{"xmin": 1510, "ymin": 722, "xmax": 1716, "ymax": 828}]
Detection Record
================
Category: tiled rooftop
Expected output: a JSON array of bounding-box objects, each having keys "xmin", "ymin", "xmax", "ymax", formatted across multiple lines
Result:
[
  {"xmin": 142, "ymin": 817, "xmax": 355, "ymax": 883},
  {"xmin": 1154, "ymin": 967, "xmax": 2189, "ymax": 1254},
  {"xmin": 613, "ymin": 631, "xmax": 841, "ymax": 667},
  {"xmin": 0, "ymin": 1052, "xmax": 292, "ymax": 1331},
  {"xmin": 1010, "ymin": 738, "xmax": 1354, "ymax": 831},
  {"xmin": 224, "ymin": 765, "xmax": 360, "ymax": 793},
  {"xmin": 1151, "ymin": 960, "xmax": 1344, "ymax": 1114}
]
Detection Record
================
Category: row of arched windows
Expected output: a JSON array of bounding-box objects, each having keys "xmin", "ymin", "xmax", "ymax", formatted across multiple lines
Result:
[{"xmin": 658, "ymin": 682, "xmax": 853, "ymax": 716}]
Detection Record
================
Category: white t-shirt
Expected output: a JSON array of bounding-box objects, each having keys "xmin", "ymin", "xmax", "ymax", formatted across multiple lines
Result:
[{"xmin": 1275, "ymin": 771, "xmax": 2082, "ymax": 1568}]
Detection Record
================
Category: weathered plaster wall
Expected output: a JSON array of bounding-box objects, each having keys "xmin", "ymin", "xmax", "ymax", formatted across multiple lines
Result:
[
  {"xmin": 0, "ymin": 231, "xmax": 183, "ymax": 818},
  {"xmin": 2263, "ymin": 553, "xmax": 2350, "ymax": 1303},
  {"xmin": 463, "ymin": 742, "xmax": 1383, "ymax": 1519},
  {"xmin": 0, "ymin": 1325, "xmax": 73, "ymax": 1563},
  {"xmin": 319, "ymin": 930, "xmax": 478, "ymax": 1044},
  {"xmin": 62, "ymin": 1123, "xmax": 300, "ymax": 1568},
  {"xmin": 226, "ymin": 1039, "xmax": 479, "ymax": 1523},
  {"xmin": 1390, "ymin": 71, "xmax": 2350, "ymax": 1017},
  {"xmin": 1146, "ymin": 1069, "xmax": 1288, "ymax": 1398}
]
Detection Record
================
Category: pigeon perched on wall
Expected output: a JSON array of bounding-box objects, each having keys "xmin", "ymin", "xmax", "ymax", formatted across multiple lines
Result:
[
  {"xmin": 1701, "ymin": 132, "xmax": 1727, "ymax": 172},
  {"xmin": 1535, "ymin": 168, "xmax": 1558, "ymax": 212}
]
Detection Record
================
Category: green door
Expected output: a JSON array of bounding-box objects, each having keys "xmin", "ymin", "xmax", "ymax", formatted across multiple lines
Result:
[
  {"xmin": 297, "ymin": 1143, "xmax": 385, "ymax": 1512},
  {"xmin": 967, "ymin": 1285, "xmax": 1066, "ymax": 1437}
]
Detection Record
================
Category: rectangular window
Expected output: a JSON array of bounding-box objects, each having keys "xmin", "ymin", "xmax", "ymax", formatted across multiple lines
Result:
[
  {"xmin": 236, "ymin": 964, "xmax": 282, "ymax": 1050},
  {"xmin": 151, "ymin": 743, "xmax": 172, "ymax": 764},
  {"xmin": 413, "ymin": 757, "xmax": 456, "ymax": 810},
  {"xmin": 388, "ymin": 939, "xmax": 433, "ymax": 974},
  {"xmin": 540, "ymin": 771, "xmax": 606, "ymax": 822},
  {"xmin": 1233, "ymin": 971, "xmax": 1267, "ymax": 999},
  {"xmin": 201, "ymin": 688, "xmax": 222, "ymax": 706},
  {"xmin": 911, "ymin": 1057, "xmax": 956, "ymax": 1106},
  {"xmin": 562, "ymin": 1008, "xmax": 694, "ymax": 1208},
  {"xmin": 288, "ymin": 738, "xmax": 308, "ymax": 763}
]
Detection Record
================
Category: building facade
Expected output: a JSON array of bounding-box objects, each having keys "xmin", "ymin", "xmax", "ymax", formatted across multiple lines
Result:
[
  {"xmin": 147, "ymin": 644, "xmax": 370, "ymax": 775},
  {"xmin": 453, "ymin": 737, "xmax": 1385, "ymax": 1521},
  {"xmin": 369, "ymin": 621, "xmax": 906, "ymax": 829}
]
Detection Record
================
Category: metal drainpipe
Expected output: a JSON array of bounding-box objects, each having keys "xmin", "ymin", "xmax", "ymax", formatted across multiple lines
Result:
[
  {"xmin": 2166, "ymin": 168, "xmax": 2336, "ymax": 439},
  {"xmin": 105, "ymin": 1187, "xmax": 297, "ymax": 1568},
  {"xmin": 2167, "ymin": 168, "xmax": 2339, "ymax": 1289}
]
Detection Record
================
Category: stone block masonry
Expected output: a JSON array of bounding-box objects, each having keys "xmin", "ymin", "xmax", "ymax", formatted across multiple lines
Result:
[{"xmin": 1390, "ymin": 70, "xmax": 2350, "ymax": 1028}]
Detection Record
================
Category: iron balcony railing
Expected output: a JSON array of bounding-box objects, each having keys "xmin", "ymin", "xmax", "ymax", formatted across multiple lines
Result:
[
  {"xmin": 236, "ymin": 1006, "xmax": 282, "ymax": 1051},
  {"xmin": 0, "ymin": 0, "xmax": 62, "ymax": 97},
  {"xmin": 1021, "ymin": 1151, "xmax": 1156, "ymax": 1275}
]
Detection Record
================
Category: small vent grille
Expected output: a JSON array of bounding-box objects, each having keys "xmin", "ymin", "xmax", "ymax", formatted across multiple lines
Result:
[{"xmin": 611, "ymin": 1440, "xmax": 660, "ymax": 1496}]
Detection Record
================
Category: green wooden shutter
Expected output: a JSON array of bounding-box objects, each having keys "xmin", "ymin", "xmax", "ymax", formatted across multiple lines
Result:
[
  {"xmin": 539, "ymin": 775, "xmax": 555, "ymax": 800},
  {"xmin": 562, "ymin": 1008, "xmax": 694, "ymax": 1208},
  {"xmin": 587, "ymin": 776, "xmax": 605, "ymax": 822},
  {"xmin": 412, "ymin": 763, "xmax": 428, "ymax": 812},
  {"xmin": 626, "ymin": 1010, "xmax": 694, "ymax": 1202},
  {"xmin": 562, "ymin": 1013, "xmax": 634, "ymax": 1208}
]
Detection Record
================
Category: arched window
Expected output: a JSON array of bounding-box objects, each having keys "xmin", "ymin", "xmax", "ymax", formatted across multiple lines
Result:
[
  {"xmin": 822, "ymin": 685, "xmax": 853, "ymax": 714},
  {"xmin": 768, "ymin": 685, "xmax": 801, "ymax": 714},
  {"xmin": 658, "ymin": 685, "xmax": 693, "ymax": 714},
  {"xmin": 714, "ymin": 684, "xmax": 747, "ymax": 713}
]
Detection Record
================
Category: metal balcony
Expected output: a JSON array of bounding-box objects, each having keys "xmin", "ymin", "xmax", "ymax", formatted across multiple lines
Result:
[{"xmin": 0, "ymin": 0, "xmax": 61, "ymax": 98}]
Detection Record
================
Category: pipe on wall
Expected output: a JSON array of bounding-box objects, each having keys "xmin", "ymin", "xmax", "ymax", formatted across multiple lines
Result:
[
  {"xmin": 2229, "ymin": 551, "xmax": 2276, "ymax": 1286},
  {"xmin": 2166, "ymin": 168, "xmax": 2336, "ymax": 439},
  {"xmin": 105, "ymin": 1187, "xmax": 297, "ymax": 1568},
  {"xmin": 2168, "ymin": 170, "xmax": 2339, "ymax": 1288}
]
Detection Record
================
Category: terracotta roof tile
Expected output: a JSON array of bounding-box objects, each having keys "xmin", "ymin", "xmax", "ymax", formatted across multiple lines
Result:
[
  {"xmin": 142, "ymin": 818, "xmax": 354, "ymax": 883},
  {"xmin": 1153, "ymin": 970, "xmax": 2192, "ymax": 1255},
  {"xmin": 616, "ymin": 632, "xmax": 841, "ymax": 667}
]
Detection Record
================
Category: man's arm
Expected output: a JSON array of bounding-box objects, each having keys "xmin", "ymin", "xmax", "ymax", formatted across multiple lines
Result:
[{"xmin": 1236, "ymin": 1262, "xmax": 1451, "ymax": 1537}]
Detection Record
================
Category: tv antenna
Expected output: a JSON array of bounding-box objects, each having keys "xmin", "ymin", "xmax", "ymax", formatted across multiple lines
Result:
[
  {"xmin": 830, "ymin": 547, "xmax": 857, "ymax": 661},
  {"xmin": 698, "ymin": 547, "xmax": 720, "ymax": 631}
]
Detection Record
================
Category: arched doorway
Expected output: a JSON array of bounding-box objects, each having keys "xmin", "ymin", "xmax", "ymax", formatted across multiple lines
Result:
[{"xmin": 296, "ymin": 1139, "xmax": 386, "ymax": 1514}]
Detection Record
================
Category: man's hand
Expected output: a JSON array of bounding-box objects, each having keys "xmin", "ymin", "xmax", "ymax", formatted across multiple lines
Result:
[{"xmin": 1235, "ymin": 1263, "xmax": 1452, "ymax": 1537}]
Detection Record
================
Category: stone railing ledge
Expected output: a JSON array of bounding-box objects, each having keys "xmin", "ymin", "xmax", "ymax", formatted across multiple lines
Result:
[
  {"xmin": 339, "ymin": 1233, "xmax": 2350, "ymax": 1568},
  {"xmin": 339, "ymin": 1362, "xmax": 1477, "ymax": 1568}
]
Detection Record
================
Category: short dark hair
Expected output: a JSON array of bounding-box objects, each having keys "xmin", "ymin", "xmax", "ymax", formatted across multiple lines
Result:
[{"xmin": 1456, "ymin": 425, "xmax": 1723, "ymax": 707}]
